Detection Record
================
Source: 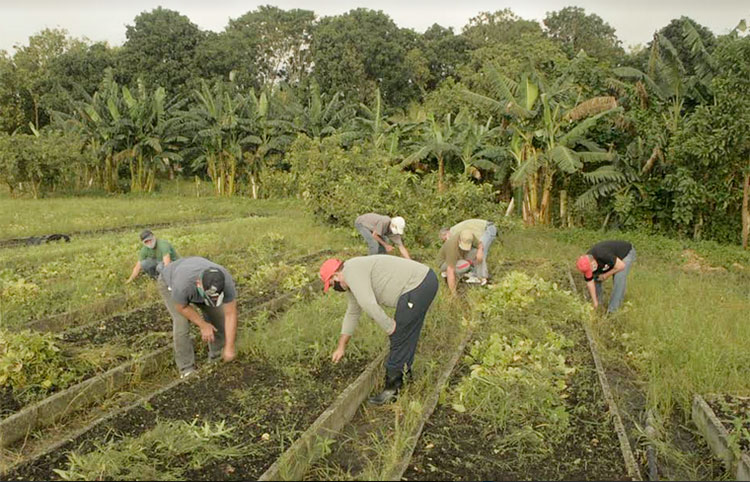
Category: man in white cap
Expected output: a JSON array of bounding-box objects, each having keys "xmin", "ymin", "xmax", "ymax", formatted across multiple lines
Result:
[
  {"xmin": 438, "ymin": 229, "xmax": 481, "ymax": 296},
  {"xmin": 354, "ymin": 213, "xmax": 411, "ymax": 259},
  {"xmin": 439, "ymin": 219, "xmax": 497, "ymax": 286}
]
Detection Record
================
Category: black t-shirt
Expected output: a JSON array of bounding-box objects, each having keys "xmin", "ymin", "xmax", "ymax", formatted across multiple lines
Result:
[{"xmin": 586, "ymin": 240, "xmax": 632, "ymax": 281}]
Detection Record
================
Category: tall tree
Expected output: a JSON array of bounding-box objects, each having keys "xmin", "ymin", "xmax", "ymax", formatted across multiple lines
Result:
[
  {"xmin": 11, "ymin": 28, "xmax": 74, "ymax": 131},
  {"xmin": 118, "ymin": 8, "xmax": 204, "ymax": 97},
  {"xmin": 227, "ymin": 6, "xmax": 315, "ymax": 86},
  {"xmin": 543, "ymin": 7, "xmax": 624, "ymax": 61},
  {"xmin": 462, "ymin": 9, "xmax": 542, "ymax": 48},
  {"xmin": 311, "ymin": 9, "xmax": 418, "ymax": 108}
]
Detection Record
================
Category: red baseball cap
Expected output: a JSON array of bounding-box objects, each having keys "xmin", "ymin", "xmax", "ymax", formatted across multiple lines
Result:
[
  {"xmin": 319, "ymin": 258, "xmax": 343, "ymax": 293},
  {"xmin": 576, "ymin": 255, "xmax": 593, "ymax": 279}
]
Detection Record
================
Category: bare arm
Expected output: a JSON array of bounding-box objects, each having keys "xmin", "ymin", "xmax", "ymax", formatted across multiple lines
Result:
[
  {"xmin": 126, "ymin": 261, "xmax": 142, "ymax": 283},
  {"xmin": 372, "ymin": 232, "xmax": 393, "ymax": 252},
  {"xmin": 447, "ymin": 265, "xmax": 458, "ymax": 297},
  {"xmin": 598, "ymin": 258, "xmax": 625, "ymax": 281},
  {"xmin": 332, "ymin": 334, "xmax": 351, "ymax": 363},
  {"xmin": 397, "ymin": 244, "xmax": 411, "ymax": 260},
  {"xmin": 222, "ymin": 300, "xmax": 237, "ymax": 361},
  {"xmin": 585, "ymin": 280, "xmax": 598, "ymax": 308},
  {"xmin": 475, "ymin": 242, "xmax": 485, "ymax": 264},
  {"xmin": 176, "ymin": 303, "xmax": 216, "ymax": 342}
]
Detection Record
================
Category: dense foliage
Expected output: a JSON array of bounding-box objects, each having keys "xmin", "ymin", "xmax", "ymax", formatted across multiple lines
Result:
[{"xmin": 1, "ymin": 7, "xmax": 748, "ymax": 246}]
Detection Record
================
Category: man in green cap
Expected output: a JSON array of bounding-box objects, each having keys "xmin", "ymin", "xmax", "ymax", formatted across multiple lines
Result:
[{"xmin": 126, "ymin": 229, "xmax": 179, "ymax": 283}]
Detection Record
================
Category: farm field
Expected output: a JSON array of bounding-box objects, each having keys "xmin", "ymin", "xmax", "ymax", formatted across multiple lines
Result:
[{"xmin": 1, "ymin": 195, "xmax": 750, "ymax": 481}]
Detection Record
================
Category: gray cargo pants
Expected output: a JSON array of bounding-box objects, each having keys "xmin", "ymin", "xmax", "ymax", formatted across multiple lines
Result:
[
  {"xmin": 157, "ymin": 278, "xmax": 226, "ymax": 375},
  {"xmin": 355, "ymin": 222, "xmax": 386, "ymax": 255},
  {"xmin": 595, "ymin": 247, "xmax": 636, "ymax": 314}
]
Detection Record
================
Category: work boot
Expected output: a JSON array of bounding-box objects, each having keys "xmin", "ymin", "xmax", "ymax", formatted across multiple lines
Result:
[{"xmin": 368, "ymin": 370, "xmax": 403, "ymax": 405}]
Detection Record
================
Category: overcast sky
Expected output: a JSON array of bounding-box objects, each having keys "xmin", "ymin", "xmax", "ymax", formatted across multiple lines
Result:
[{"xmin": 2, "ymin": 0, "xmax": 748, "ymax": 53}]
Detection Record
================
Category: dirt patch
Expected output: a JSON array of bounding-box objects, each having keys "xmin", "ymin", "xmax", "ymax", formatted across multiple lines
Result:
[{"xmin": 681, "ymin": 250, "xmax": 727, "ymax": 274}]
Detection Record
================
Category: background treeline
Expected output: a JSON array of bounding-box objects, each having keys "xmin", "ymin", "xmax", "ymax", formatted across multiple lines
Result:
[{"xmin": 1, "ymin": 6, "xmax": 749, "ymax": 247}]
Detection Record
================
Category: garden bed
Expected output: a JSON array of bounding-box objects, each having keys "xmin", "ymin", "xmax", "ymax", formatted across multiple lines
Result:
[
  {"xmin": 5, "ymin": 313, "xmax": 381, "ymax": 481},
  {"xmin": 402, "ymin": 271, "xmax": 627, "ymax": 481},
  {"xmin": 694, "ymin": 394, "xmax": 750, "ymax": 480}
]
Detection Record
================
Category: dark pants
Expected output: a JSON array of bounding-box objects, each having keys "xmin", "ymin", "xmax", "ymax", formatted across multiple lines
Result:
[{"xmin": 386, "ymin": 269, "xmax": 439, "ymax": 377}]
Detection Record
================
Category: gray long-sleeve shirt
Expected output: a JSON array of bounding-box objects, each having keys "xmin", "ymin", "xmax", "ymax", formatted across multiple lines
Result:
[{"xmin": 341, "ymin": 255, "xmax": 430, "ymax": 336}]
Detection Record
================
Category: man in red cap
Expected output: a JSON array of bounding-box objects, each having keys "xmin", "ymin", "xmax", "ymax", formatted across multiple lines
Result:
[
  {"xmin": 576, "ymin": 240, "xmax": 636, "ymax": 314},
  {"xmin": 319, "ymin": 255, "xmax": 438, "ymax": 405}
]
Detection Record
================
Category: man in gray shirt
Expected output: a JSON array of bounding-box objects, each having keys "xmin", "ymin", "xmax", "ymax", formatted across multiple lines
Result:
[
  {"xmin": 159, "ymin": 257, "xmax": 238, "ymax": 377},
  {"xmin": 319, "ymin": 255, "xmax": 438, "ymax": 405},
  {"xmin": 354, "ymin": 213, "xmax": 411, "ymax": 259}
]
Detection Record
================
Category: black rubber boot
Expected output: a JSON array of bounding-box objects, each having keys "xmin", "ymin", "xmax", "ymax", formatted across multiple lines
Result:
[{"xmin": 368, "ymin": 370, "xmax": 403, "ymax": 405}]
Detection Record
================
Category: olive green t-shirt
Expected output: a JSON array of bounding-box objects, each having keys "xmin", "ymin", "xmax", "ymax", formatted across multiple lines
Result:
[
  {"xmin": 139, "ymin": 239, "xmax": 179, "ymax": 263},
  {"xmin": 438, "ymin": 232, "xmax": 480, "ymax": 268},
  {"xmin": 449, "ymin": 219, "xmax": 488, "ymax": 239}
]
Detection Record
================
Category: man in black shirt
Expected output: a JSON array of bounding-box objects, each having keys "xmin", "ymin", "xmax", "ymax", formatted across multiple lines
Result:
[{"xmin": 576, "ymin": 240, "xmax": 636, "ymax": 314}]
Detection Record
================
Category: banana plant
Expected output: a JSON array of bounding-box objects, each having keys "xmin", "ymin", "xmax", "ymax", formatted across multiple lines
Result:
[
  {"xmin": 466, "ymin": 62, "xmax": 619, "ymax": 224},
  {"xmin": 399, "ymin": 112, "xmax": 460, "ymax": 192},
  {"xmin": 182, "ymin": 80, "xmax": 246, "ymax": 196}
]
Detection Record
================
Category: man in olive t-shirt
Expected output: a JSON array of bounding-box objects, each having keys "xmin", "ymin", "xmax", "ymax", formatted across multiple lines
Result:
[
  {"xmin": 439, "ymin": 219, "xmax": 498, "ymax": 284},
  {"xmin": 438, "ymin": 229, "xmax": 480, "ymax": 296},
  {"xmin": 125, "ymin": 229, "xmax": 179, "ymax": 283},
  {"xmin": 576, "ymin": 240, "xmax": 636, "ymax": 314}
]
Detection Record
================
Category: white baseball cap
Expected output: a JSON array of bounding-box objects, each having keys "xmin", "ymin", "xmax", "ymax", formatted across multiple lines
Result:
[{"xmin": 390, "ymin": 216, "xmax": 405, "ymax": 235}]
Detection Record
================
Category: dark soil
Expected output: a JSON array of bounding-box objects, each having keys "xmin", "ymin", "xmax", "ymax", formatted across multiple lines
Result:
[
  {"xmin": 1, "ymin": 288, "xmax": 310, "ymax": 422},
  {"xmin": 403, "ymin": 327, "xmax": 627, "ymax": 481},
  {"xmin": 6, "ymin": 352, "xmax": 369, "ymax": 481},
  {"xmin": 707, "ymin": 394, "xmax": 750, "ymax": 453}
]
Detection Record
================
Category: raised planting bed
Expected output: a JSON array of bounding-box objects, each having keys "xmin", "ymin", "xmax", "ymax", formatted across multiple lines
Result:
[
  {"xmin": 0, "ymin": 274, "xmax": 324, "ymax": 450},
  {"xmin": 694, "ymin": 394, "xmax": 750, "ymax": 480},
  {"xmin": 403, "ymin": 271, "xmax": 628, "ymax": 481},
  {"xmin": 0, "ymin": 214, "xmax": 267, "ymax": 250},
  {"xmin": 297, "ymin": 294, "xmax": 470, "ymax": 481},
  {"xmin": 4, "ymin": 295, "xmax": 386, "ymax": 481},
  {"xmin": 15, "ymin": 245, "xmax": 330, "ymax": 334}
]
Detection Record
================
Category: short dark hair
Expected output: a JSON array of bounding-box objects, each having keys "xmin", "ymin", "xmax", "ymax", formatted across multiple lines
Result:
[{"xmin": 140, "ymin": 229, "xmax": 154, "ymax": 241}]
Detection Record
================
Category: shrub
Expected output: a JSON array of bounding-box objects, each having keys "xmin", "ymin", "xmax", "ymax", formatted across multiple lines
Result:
[{"xmin": 286, "ymin": 134, "xmax": 508, "ymax": 246}]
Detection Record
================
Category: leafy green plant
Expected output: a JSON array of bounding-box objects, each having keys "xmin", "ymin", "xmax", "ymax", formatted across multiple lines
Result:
[
  {"xmin": 53, "ymin": 419, "xmax": 251, "ymax": 481},
  {"xmin": 0, "ymin": 329, "xmax": 94, "ymax": 405}
]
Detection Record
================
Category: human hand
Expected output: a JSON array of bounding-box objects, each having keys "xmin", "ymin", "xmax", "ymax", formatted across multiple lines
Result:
[
  {"xmin": 200, "ymin": 323, "xmax": 217, "ymax": 342},
  {"xmin": 385, "ymin": 244, "xmax": 394, "ymax": 253},
  {"xmin": 331, "ymin": 346, "xmax": 346, "ymax": 363},
  {"xmin": 222, "ymin": 344, "xmax": 236, "ymax": 362}
]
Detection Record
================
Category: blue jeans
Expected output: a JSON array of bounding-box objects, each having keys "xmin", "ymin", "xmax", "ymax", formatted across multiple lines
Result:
[
  {"xmin": 596, "ymin": 248, "xmax": 636, "ymax": 313},
  {"xmin": 474, "ymin": 222, "xmax": 497, "ymax": 279},
  {"xmin": 356, "ymin": 222, "xmax": 386, "ymax": 255}
]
